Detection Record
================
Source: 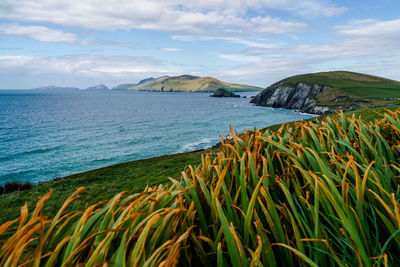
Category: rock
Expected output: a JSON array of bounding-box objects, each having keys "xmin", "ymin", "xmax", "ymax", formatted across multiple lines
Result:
[
  {"xmin": 242, "ymin": 96, "xmax": 247, "ymax": 98},
  {"xmin": 210, "ymin": 88, "xmax": 240, "ymax": 98},
  {"xmin": 250, "ymin": 81, "xmax": 340, "ymax": 115}
]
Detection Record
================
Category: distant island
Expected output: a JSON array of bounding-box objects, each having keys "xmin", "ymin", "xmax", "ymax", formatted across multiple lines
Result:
[
  {"xmin": 31, "ymin": 75, "xmax": 261, "ymax": 93},
  {"xmin": 210, "ymin": 88, "xmax": 240, "ymax": 97},
  {"xmin": 33, "ymin": 85, "xmax": 80, "ymax": 91},
  {"xmin": 251, "ymin": 71, "xmax": 400, "ymax": 115},
  {"xmin": 112, "ymin": 75, "xmax": 262, "ymax": 92},
  {"xmin": 85, "ymin": 84, "xmax": 110, "ymax": 91},
  {"xmin": 32, "ymin": 84, "xmax": 109, "ymax": 91}
]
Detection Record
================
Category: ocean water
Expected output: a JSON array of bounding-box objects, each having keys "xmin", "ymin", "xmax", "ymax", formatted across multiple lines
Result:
[{"xmin": 0, "ymin": 90, "xmax": 313, "ymax": 184}]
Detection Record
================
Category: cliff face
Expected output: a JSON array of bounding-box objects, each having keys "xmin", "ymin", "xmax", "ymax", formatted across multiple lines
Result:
[{"xmin": 250, "ymin": 81, "xmax": 339, "ymax": 115}]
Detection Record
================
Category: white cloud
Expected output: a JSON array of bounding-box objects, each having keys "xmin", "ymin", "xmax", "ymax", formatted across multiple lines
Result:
[
  {"xmin": 220, "ymin": 54, "xmax": 260, "ymax": 63},
  {"xmin": 163, "ymin": 48, "xmax": 183, "ymax": 52},
  {"xmin": 247, "ymin": 0, "xmax": 347, "ymax": 17},
  {"xmin": 335, "ymin": 19, "xmax": 400, "ymax": 38},
  {"xmin": 172, "ymin": 35, "xmax": 281, "ymax": 49},
  {"xmin": 0, "ymin": 23, "xmax": 77, "ymax": 43},
  {"xmin": 0, "ymin": 54, "xmax": 182, "ymax": 87},
  {"xmin": 0, "ymin": 0, "xmax": 312, "ymax": 34},
  {"xmin": 205, "ymin": 18, "xmax": 400, "ymax": 86}
]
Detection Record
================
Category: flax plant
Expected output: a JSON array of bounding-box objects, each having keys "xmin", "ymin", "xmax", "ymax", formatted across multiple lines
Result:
[{"xmin": 2, "ymin": 109, "xmax": 400, "ymax": 266}]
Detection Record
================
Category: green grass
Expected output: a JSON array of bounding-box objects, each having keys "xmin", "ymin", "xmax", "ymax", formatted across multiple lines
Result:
[
  {"xmin": 0, "ymin": 105, "xmax": 397, "ymax": 226},
  {"xmin": 285, "ymin": 71, "xmax": 400, "ymax": 90},
  {"xmin": 343, "ymin": 87, "xmax": 400, "ymax": 98},
  {"xmin": 284, "ymin": 71, "xmax": 400, "ymax": 102},
  {"xmin": 0, "ymin": 151, "xmax": 203, "ymax": 224}
]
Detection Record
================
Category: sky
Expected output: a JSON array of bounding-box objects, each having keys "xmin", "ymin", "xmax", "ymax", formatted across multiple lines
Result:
[{"xmin": 0, "ymin": 0, "xmax": 399, "ymax": 89}]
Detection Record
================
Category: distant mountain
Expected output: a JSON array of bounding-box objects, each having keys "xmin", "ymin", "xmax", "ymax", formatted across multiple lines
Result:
[
  {"xmin": 85, "ymin": 84, "xmax": 109, "ymax": 91},
  {"xmin": 112, "ymin": 75, "xmax": 262, "ymax": 92},
  {"xmin": 137, "ymin": 77, "xmax": 155, "ymax": 85},
  {"xmin": 111, "ymin": 84, "xmax": 138, "ymax": 90},
  {"xmin": 33, "ymin": 86, "xmax": 80, "ymax": 91}
]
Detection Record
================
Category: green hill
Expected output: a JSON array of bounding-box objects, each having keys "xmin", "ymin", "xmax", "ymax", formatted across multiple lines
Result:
[
  {"xmin": 251, "ymin": 71, "xmax": 400, "ymax": 114},
  {"xmin": 115, "ymin": 75, "xmax": 262, "ymax": 92},
  {"xmin": 285, "ymin": 71, "xmax": 400, "ymax": 99}
]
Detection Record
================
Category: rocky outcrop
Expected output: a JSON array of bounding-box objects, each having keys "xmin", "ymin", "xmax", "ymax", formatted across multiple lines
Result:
[
  {"xmin": 210, "ymin": 88, "xmax": 240, "ymax": 98},
  {"xmin": 250, "ymin": 81, "xmax": 339, "ymax": 115}
]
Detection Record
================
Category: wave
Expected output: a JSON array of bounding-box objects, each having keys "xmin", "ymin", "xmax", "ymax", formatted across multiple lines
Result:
[
  {"xmin": 0, "ymin": 145, "xmax": 63, "ymax": 162},
  {"xmin": 177, "ymin": 137, "xmax": 216, "ymax": 153}
]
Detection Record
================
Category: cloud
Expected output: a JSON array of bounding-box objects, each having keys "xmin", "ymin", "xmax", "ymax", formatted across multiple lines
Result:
[
  {"xmin": 205, "ymin": 18, "xmax": 400, "ymax": 86},
  {"xmin": 246, "ymin": 0, "xmax": 347, "ymax": 17},
  {"xmin": 0, "ymin": 23, "xmax": 78, "ymax": 43},
  {"xmin": 0, "ymin": 54, "xmax": 183, "ymax": 88},
  {"xmin": 335, "ymin": 19, "xmax": 400, "ymax": 38},
  {"xmin": 219, "ymin": 54, "xmax": 260, "ymax": 63},
  {"xmin": 172, "ymin": 35, "xmax": 282, "ymax": 49},
  {"xmin": 0, "ymin": 0, "xmax": 312, "ymax": 34},
  {"xmin": 163, "ymin": 48, "xmax": 183, "ymax": 52}
]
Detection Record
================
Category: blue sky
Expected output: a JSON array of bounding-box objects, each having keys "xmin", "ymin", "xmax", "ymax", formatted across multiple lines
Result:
[{"xmin": 0, "ymin": 0, "xmax": 399, "ymax": 89}]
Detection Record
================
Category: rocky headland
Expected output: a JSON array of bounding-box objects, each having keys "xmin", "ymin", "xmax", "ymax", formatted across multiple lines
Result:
[
  {"xmin": 250, "ymin": 71, "xmax": 400, "ymax": 115},
  {"xmin": 250, "ymin": 81, "xmax": 337, "ymax": 115}
]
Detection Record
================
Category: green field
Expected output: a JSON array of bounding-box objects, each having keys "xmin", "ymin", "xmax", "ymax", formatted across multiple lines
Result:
[{"xmin": 284, "ymin": 71, "xmax": 400, "ymax": 102}]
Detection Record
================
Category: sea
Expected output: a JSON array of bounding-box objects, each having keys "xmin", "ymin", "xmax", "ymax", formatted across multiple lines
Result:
[{"xmin": 0, "ymin": 90, "xmax": 314, "ymax": 184}]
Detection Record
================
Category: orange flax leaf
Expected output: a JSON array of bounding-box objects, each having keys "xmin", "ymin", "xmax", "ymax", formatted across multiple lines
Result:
[
  {"xmin": 0, "ymin": 218, "xmax": 19, "ymax": 236},
  {"xmin": 391, "ymin": 193, "xmax": 400, "ymax": 228},
  {"xmin": 32, "ymin": 189, "xmax": 53, "ymax": 219},
  {"xmin": 367, "ymin": 189, "xmax": 395, "ymax": 221},
  {"xmin": 17, "ymin": 203, "xmax": 29, "ymax": 230}
]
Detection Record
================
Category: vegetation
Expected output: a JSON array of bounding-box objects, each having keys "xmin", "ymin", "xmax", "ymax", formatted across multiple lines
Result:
[
  {"xmin": 0, "ymin": 181, "xmax": 33, "ymax": 195},
  {"xmin": 0, "ymin": 105, "xmax": 394, "ymax": 226},
  {"xmin": 0, "ymin": 151, "xmax": 203, "ymax": 225},
  {"xmin": 282, "ymin": 71, "xmax": 400, "ymax": 108},
  {"xmin": 111, "ymin": 84, "xmax": 137, "ymax": 90},
  {"xmin": 123, "ymin": 75, "xmax": 262, "ymax": 92},
  {"xmin": 285, "ymin": 71, "xmax": 400, "ymax": 97},
  {"xmin": 2, "ymin": 106, "xmax": 400, "ymax": 266}
]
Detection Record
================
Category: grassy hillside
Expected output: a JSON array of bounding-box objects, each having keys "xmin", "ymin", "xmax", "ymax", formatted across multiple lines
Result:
[
  {"xmin": 2, "ymin": 105, "xmax": 400, "ymax": 266},
  {"xmin": 126, "ymin": 75, "xmax": 262, "ymax": 92},
  {"xmin": 112, "ymin": 83, "xmax": 137, "ymax": 90},
  {"xmin": 283, "ymin": 71, "xmax": 400, "ymax": 107},
  {"xmin": 0, "ymin": 151, "xmax": 204, "ymax": 225}
]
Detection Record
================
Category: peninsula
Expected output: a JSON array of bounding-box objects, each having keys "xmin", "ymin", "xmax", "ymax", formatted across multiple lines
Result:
[{"xmin": 112, "ymin": 75, "xmax": 262, "ymax": 92}]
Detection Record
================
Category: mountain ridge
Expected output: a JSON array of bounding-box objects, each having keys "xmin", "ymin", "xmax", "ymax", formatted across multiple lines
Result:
[{"xmin": 112, "ymin": 75, "xmax": 262, "ymax": 92}]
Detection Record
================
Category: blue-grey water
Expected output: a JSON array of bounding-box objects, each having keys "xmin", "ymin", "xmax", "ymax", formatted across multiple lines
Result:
[{"xmin": 0, "ymin": 90, "xmax": 313, "ymax": 184}]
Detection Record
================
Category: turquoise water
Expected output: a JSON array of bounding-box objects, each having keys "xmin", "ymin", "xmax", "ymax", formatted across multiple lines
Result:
[{"xmin": 0, "ymin": 90, "xmax": 313, "ymax": 184}]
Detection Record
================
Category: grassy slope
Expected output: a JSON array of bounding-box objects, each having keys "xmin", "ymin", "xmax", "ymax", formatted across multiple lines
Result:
[
  {"xmin": 284, "ymin": 71, "xmax": 400, "ymax": 107},
  {"xmin": 127, "ymin": 75, "xmax": 262, "ymax": 92},
  {"xmin": 0, "ymin": 151, "xmax": 204, "ymax": 224},
  {"xmin": 0, "ymin": 105, "xmax": 397, "ymax": 224}
]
